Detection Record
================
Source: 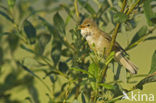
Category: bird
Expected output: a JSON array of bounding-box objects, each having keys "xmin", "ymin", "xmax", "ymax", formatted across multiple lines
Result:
[{"xmin": 79, "ymin": 18, "xmax": 138, "ymax": 74}]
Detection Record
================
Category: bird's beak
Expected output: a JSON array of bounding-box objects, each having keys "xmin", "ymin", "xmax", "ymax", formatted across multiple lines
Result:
[{"xmin": 78, "ymin": 25, "xmax": 86, "ymax": 30}]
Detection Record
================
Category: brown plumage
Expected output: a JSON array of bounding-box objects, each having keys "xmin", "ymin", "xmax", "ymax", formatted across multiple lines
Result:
[{"xmin": 80, "ymin": 18, "xmax": 138, "ymax": 74}]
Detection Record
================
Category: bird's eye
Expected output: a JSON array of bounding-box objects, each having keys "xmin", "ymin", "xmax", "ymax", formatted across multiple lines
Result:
[{"xmin": 87, "ymin": 24, "xmax": 90, "ymax": 27}]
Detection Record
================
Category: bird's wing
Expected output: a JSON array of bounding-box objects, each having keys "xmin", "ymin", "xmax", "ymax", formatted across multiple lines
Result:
[{"xmin": 101, "ymin": 31, "xmax": 127, "ymax": 54}]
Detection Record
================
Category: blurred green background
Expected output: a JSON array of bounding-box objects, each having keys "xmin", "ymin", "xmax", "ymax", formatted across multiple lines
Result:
[{"xmin": 0, "ymin": 0, "xmax": 156, "ymax": 103}]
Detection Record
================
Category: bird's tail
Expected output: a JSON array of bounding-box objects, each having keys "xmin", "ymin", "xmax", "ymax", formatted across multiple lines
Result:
[{"xmin": 115, "ymin": 51, "xmax": 138, "ymax": 74}]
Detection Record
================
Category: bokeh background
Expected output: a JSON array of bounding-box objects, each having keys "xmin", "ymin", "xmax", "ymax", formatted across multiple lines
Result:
[{"xmin": 0, "ymin": 0, "xmax": 156, "ymax": 103}]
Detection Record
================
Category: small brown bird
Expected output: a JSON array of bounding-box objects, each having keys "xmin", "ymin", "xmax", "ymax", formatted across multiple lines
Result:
[{"xmin": 79, "ymin": 18, "xmax": 138, "ymax": 74}]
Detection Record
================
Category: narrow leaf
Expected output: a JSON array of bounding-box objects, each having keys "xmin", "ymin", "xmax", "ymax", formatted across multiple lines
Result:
[
  {"xmin": 0, "ymin": 11, "xmax": 14, "ymax": 23},
  {"xmin": 0, "ymin": 32, "xmax": 11, "ymax": 36},
  {"xmin": 113, "ymin": 12, "xmax": 128, "ymax": 23},
  {"xmin": 38, "ymin": 16, "xmax": 58, "ymax": 37},
  {"xmin": 143, "ymin": 0, "xmax": 154, "ymax": 26},
  {"xmin": 24, "ymin": 20, "xmax": 36, "ymax": 44},
  {"xmin": 144, "ymin": 36, "xmax": 156, "ymax": 41},
  {"xmin": 0, "ymin": 47, "xmax": 3, "ymax": 65},
  {"xmin": 135, "ymin": 72, "xmax": 156, "ymax": 90},
  {"xmin": 71, "ymin": 67, "xmax": 94, "ymax": 78},
  {"xmin": 88, "ymin": 63, "xmax": 100, "ymax": 90},
  {"xmin": 35, "ymin": 33, "xmax": 51, "ymax": 55},
  {"xmin": 78, "ymin": 0, "xmax": 96, "ymax": 15},
  {"xmin": 46, "ymin": 94, "xmax": 54, "ymax": 103},
  {"xmin": 105, "ymin": 51, "xmax": 115, "ymax": 65},
  {"xmin": 20, "ymin": 44, "xmax": 35, "ymax": 54},
  {"xmin": 81, "ymin": 93, "xmax": 86, "ymax": 103},
  {"xmin": 28, "ymin": 85, "xmax": 40, "ymax": 103},
  {"xmin": 58, "ymin": 62, "xmax": 68, "ymax": 73},
  {"xmin": 88, "ymin": 63, "xmax": 100, "ymax": 79},
  {"xmin": 131, "ymin": 26, "xmax": 147, "ymax": 44},
  {"xmin": 51, "ymin": 40, "xmax": 62, "ymax": 65},
  {"xmin": 17, "ymin": 61, "xmax": 39, "ymax": 79},
  {"xmin": 17, "ymin": 61, "xmax": 52, "ymax": 93},
  {"xmin": 126, "ymin": 26, "xmax": 148, "ymax": 50},
  {"xmin": 98, "ymin": 83, "xmax": 115, "ymax": 90},
  {"xmin": 150, "ymin": 17, "xmax": 156, "ymax": 24},
  {"xmin": 53, "ymin": 12, "xmax": 65, "ymax": 34},
  {"xmin": 149, "ymin": 50, "xmax": 156, "ymax": 74},
  {"xmin": 7, "ymin": 32, "xmax": 19, "ymax": 52}
]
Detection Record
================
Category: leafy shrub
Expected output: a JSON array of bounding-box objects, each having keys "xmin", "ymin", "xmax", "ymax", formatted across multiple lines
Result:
[{"xmin": 0, "ymin": 0, "xmax": 156, "ymax": 103}]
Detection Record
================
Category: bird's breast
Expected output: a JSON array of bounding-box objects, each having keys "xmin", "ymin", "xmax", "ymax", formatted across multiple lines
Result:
[
  {"xmin": 87, "ymin": 34, "xmax": 110, "ymax": 56},
  {"xmin": 81, "ymin": 28, "xmax": 91, "ymax": 38}
]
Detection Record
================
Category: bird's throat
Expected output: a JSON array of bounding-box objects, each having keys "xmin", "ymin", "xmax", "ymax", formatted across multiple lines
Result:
[{"xmin": 81, "ymin": 28, "xmax": 92, "ymax": 38}]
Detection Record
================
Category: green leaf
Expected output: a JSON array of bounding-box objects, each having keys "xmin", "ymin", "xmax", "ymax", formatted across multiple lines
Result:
[
  {"xmin": 88, "ymin": 63, "xmax": 100, "ymax": 90},
  {"xmin": 0, "ymin": 32, "xmax": 11, "ymax": 36},
  {"xmin": 135, "ymin": 72, "xmax": 156, "ymax": 90},
  {"xmin": 17, "ymin": 61, "xmax": 39, "ymax": 79},
  {"xmin": 144, "ymin": 36, "xmax": 156, "ymax": 41},
  {"xmin": 20, "ymin": 44, "xmax": 35, "ymax": 54},
  {"xmin": 78, "ymin": 0, "xmax": 96, "ymax": 15},
  {"xmin": 7, "ymin": 32, "xmax": 19, "ymax": 52},
  {"xmin": 35, "ymin": 33, "xmax": 51, "ymax": 55},
  {"xmin": 110, "ymin": 7, "xmax": 118, "ymax": 13},
  {"xmin": 113, "ymin": 12, "xmax": 128, "ymax": 23},
  {"xmin": 150, "ymin": 17, "xmax": 156, "ymax": 24},
  {"xmin": 0, "ymin": 11, "xmax": 14, "ymax": 23},
  {"xmin": 51, "ymin": 40, "xmax": 62, "ymax": 65},
  {"xmin": 71, "ymin": 67, "xmax": 94, "ymax": 78},
  {"xmin": 38, "ymin": 33, "xmax": 51, "ymax": 46},
  {"xmin": 7, "ymin": 0, "xmax": 16, "ymax": 8},
  {"xmin": 24, "ymin": 20, "xmax": 36, "ymax": 44},
  {"xmin": 62, "ymin": 48, "xmax": 72, "ymax": 57},
  {"xmin": 53, "ymin": 12, "xmax": 65, "ymax": 34},
  {"xmin": 0, "ymin": 47, "xmax": 3, "ymax": 65},
  {"xmin": 17, "ymin": 61, "xmax": 51, "ymax": 93},
  {"xmin": 58, "ymin": 62, "xmax": 68, "ymax": 73},
  {"xmin": 88, "ymin": 63, "xmax": 99, "ymax": 79},
  {"xmin": 98, "ymin": 83, "xmax": 115, "ymax": 90},
  {"xmin": 28, "ymin": 85, "xmax": 40, "ymax": 103},
  {"xmin": 105, "ymin": 51, "xmax": 115, "ymax": 65},
  {"xmin": 38, "ymin": 16, "xmax": 59, "ymax": 37},
  {"xmin": 126, "ymin": 26, "xmax": 148, "ymax": 50},
  {"xmin": 143, "ymin": 0, "xmax": 154, "ymax": 26},
  {"xmin": 25, "ymin": 97, "xmax": 33, "ymax": 103},
  {"xmin": 130, "ymin": 25, "xmax": 148, "ymax": 43},
  {"xmin": 81, "ymin": 93, "xmax": 86, "ymax": 103},
  {"xmin": 61, "ymin": 4, "xmax": 74, "ymax": 21},
  {"xmin": 46, "ymin": 94, "xmax": 54, "ymax": 103},
  {"xmin": 149, "ymin": 50, "xmax": 156, "ymax": 74}
]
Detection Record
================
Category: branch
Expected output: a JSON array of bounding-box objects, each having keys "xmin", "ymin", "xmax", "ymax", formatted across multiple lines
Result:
[
  {"xmin": 126, "ymin": 0, "xmax": 141, "ymax": 15},
  {"xmin": 101, "ymin": 0, "xmax": 127, "ymax": 81},
  {"xmin": 108, "ymin": 0, "xmax": 127, "ymax": 54},
  {"xmin": 101, "ymin": 0, "xmax": 142, "ymax": 80}
]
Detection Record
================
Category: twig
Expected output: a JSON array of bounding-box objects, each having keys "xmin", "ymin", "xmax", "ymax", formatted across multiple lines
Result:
[
  {"xmin": 126, "ymin": 0, "xmax": 141, "ymax": 15},
  {"xmin": 108, "ymin": 0, "xmax": 127, "ymax": 54},
  {"xmin": 101, "ymin": 0, "xmax": 127, "ymax": 81},
  {"xmin": 101, "ymin": 0, "xmax": 142, "ymax": 80}
]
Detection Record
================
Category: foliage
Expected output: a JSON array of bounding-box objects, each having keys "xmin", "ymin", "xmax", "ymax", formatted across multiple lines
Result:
[{"xmin": 0, "ymin": 0, "xmax": 156, "ymax": 103}]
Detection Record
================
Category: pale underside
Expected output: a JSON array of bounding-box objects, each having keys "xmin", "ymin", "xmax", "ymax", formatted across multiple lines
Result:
[
  {"xmin": 81, "ymin": 28, "xmax": 115, "ymax": 57},
  {"xmin": 80, "ymin": 27, "xmax": 138, "ymax": 74}
]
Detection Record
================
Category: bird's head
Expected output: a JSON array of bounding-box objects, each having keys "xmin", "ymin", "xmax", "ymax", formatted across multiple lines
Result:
[{"xmin": 79, "ymin": 18, "xmax": 98, "ymax": 38}]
